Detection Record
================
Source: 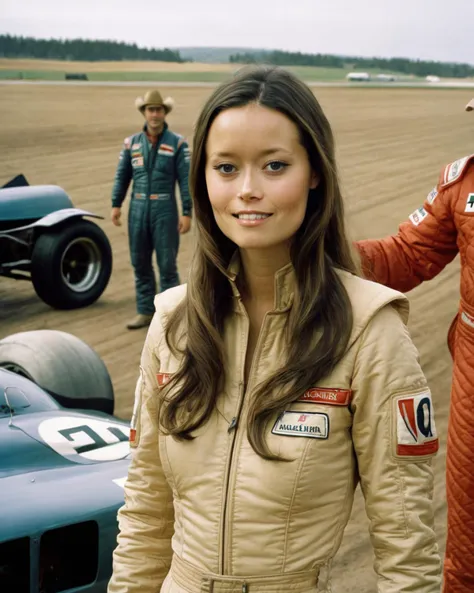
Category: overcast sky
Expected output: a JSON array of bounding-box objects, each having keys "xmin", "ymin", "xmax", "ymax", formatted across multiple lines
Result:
[{"xmin": 2, "ymin": 0, "xmax": 473, "ymax": 64}]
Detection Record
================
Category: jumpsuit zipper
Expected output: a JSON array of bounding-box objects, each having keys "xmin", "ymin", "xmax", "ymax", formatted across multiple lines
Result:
[
  {"xmin": 219, "ymin": 381, "xmax": 245, "ymax": 575},
  {"xmin": 219, "ymin": 311, "xmax": 270, "ymax": 576},
  {"xmin": 144, "ymin": 130, "xmax": 161, "ymax": 231},
  {"xmin": 146, "ymin": 132, "xmax": 160, "ymax": 196}
]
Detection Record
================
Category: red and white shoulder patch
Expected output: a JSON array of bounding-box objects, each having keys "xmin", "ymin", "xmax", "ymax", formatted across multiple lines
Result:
[
  {"xmin": 393, "ymin": 390, "xmax": 438, "ymax": 458},
  {"xmin": 157, "ymin": 372, "xmax": 173, "ymax": 386},
  {"xmin": 442, "ymin": 154, "xmax": 474, "ymax": 187},
  {"xmin": 129, "ymin": 370, "xmax": 144, "ymax": 447}
]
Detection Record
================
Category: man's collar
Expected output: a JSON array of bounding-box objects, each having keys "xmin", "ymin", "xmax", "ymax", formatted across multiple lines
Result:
[{"xmin": 143, "ymin": 121, "xmax": 168, "ymax": 135}]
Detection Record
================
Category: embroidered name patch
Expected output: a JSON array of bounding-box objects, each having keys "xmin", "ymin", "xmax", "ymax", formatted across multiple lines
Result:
[
  {"xmin": 395, "ymin": 391, "xmax": 438, "ymax": 456},
  {"xmin": 298, "ymin": 387, "xmax": 351, "ymax": 406},
  {"xmin": 409, "ymin": 206, "xmax": 428, "ymax": 226},
  {"xmin": 157, "ymin": 372, "xmax": 172, "ymax": 386},
  {"xmin": 272, "ymin": 411, "xmax": 329, "ymax": 439},
  {"xmin": 465, "ymin": 193, "xmax": 474, "ymax": 213}
]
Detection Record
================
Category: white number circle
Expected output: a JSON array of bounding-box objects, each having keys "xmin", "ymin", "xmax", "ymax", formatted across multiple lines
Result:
[{"xmin": 38, "ymin": 416, "xmax": 130, "ymax": 462}]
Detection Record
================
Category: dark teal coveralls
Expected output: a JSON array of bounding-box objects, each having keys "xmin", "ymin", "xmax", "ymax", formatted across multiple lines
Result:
[{"xmin": 111, "ymin": 124, "xmax": 191, "ymax": 315}]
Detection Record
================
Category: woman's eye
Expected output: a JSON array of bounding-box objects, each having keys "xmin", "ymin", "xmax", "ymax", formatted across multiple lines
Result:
[
  {"xmin": 217, "ymin": 164, "xmax": 236, "ymax": 174},
  {"xmin": 265, "ymin": 161, "xmax": 287, "ymax": 172}
]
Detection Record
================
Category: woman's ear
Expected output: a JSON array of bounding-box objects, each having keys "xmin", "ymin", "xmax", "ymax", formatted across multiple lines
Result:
[{"xmin": 309, "ymin": 170, "xmax": 320, "ymax": 190}]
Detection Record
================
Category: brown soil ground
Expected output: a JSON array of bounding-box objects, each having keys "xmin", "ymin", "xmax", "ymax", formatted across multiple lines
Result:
[{"xmin": 1, "ymin": 84, "xmax": 472, "ymax": 591}]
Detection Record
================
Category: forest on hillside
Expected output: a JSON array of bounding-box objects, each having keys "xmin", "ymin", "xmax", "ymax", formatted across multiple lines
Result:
[
  {"xmin": 1, "ymin": 35, "xmax": 473, "ymax": 78},
  {"xmin": 0, "ymin": 35, "xmax": 184, "ymax": 62},
  {"xmin": 229, "ymin": 50, "xmax": 474, "ymax": 78}
]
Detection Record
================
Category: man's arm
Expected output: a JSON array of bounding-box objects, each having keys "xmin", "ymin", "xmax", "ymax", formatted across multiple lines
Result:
[
  {"xmin": 356, "ymin": 179, "xmax": 458, "ymax": 292},
  {"xmin": 175, "ymin": 138, "xmax": 192, "ymax": 217},
  {"xmin": 111, "ymin": 137, "xmax": 133, "ymax": 209}
]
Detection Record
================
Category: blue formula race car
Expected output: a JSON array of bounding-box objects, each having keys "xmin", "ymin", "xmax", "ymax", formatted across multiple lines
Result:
[
  {"xmin": 0, "ymin": 330, "xmax": 130, "ymax": 593},
  {"xmin": 0, "ymin": 175, "xmax": 112, "ymax": 309}
]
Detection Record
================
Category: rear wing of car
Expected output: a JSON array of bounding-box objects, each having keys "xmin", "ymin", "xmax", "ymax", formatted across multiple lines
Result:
[{"xmin": 2, "ymin": 174, "xmax": 29, "ymax": 189}]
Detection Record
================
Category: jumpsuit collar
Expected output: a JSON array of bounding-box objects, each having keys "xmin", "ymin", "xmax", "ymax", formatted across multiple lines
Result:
[
  {"xmin": 225, "ymin": 251, "xmax": 295, "ymax": 312},
  {"xmin": 143, "ymin": 121, "xmax": 168, "ymax": 142}
]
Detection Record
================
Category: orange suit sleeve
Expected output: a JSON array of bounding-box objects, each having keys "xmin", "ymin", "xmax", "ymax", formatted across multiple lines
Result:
[{"xmin": 356, "ymin": 177, "xmax": 458, "ymax": 292}]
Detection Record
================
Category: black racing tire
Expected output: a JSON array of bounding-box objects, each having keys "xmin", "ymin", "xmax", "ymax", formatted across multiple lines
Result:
[
  {"xmin": 31, "ymin": 219, "xmax": 112, "ymax": 310},
  {"xmin": 0, "ymin": 330, "xmax": 114, "ymax": 414}
]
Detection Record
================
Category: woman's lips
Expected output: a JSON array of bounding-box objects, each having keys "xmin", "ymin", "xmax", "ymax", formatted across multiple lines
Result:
[{"xmin": 232, "ymin": 212, "xmax": 273, "ymax": 226}]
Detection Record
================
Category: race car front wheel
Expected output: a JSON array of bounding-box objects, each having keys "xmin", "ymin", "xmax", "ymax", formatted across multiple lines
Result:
[{"xmin": 31, "ymin": 219, "xmax": 112, "ymax": 309}]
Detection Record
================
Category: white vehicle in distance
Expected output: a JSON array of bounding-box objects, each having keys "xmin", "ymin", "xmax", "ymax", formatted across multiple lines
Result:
[
  {"xmin": 346, "ymin": 72, "xmax": 371, "ymax": 82},
  {"xmin": 376, "ymin": 73, "xmax": 396, "ymax": 82}
]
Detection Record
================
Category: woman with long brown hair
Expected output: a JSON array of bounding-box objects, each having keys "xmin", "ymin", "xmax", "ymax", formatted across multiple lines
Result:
[{"xmin": 108, "ymin": 66, "xmax": 441, "ymax": 593}]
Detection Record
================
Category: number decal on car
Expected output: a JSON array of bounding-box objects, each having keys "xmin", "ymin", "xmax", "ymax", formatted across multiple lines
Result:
[{"xmin": 38, "ymin": 416, "xmax": 130, "ymax": 462}]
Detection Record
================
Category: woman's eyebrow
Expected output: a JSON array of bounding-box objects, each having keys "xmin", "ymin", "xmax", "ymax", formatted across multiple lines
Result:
[{"xmin": 209, "ymin": 147, "xmax": 292, "ymax": 159}]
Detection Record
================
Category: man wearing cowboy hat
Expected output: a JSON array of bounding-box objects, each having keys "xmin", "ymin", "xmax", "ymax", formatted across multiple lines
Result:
[
  {"xmin": 111, "ymin": 89, "xmax": 192, "ymax": 330},
  {"xmin": 356, "ymin": 98, "xmax": 474, "ymax": 593}
]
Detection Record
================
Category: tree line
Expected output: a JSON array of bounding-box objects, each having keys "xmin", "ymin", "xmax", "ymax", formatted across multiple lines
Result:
[
  {"xmin": 229, "ymin": 50, "xmax": 474, "ymax": 78},
  {"xmin": 0, "ymin": 35, "xmax": 184, "ymax": 63},
  {"xmin": 1, "ymin": 35, "xmax": 472, "ymax": 78}
]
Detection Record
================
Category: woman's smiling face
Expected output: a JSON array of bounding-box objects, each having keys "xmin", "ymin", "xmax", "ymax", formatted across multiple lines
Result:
[{"xmin": 205, "ymin": 103, "xmax": 318, "ymax": 255}]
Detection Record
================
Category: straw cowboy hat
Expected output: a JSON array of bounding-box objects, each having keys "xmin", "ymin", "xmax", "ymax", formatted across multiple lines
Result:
[
  {"xmin": 466, "ymin": 98, "xmax": 474, "ymax": 112},
  {"xmin": 135, "ymin": 89, "xmax": 175, "ymax": 114}
]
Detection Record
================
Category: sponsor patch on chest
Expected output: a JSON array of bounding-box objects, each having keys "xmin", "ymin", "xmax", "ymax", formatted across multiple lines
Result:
[
  {"xmin": 409, "ymin": 206, "xmax": 428, "ymax": 226},
  {"xmin": 131, "ymin": 156, "xmax": 144, "ymax": 167},
  {"xmin": 394, "ymin": 391, "xmax": 438, "ymax": 456},
  {"xmin": 297, "ymin": 387, "xmax": 351, "ymax": 406},
  {"xmin": 158, "ymin": 143, "xmax": 175, "ymax": 157},
  {"xmin": 465, "ymin": 193, "xmax": 474, "ymax": 213},
  {"xmin": 272, "ymin": 411, "xmax": 329, "ymax": 439}
]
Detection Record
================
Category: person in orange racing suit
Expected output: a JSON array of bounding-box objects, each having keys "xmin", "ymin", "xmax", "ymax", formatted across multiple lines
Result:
[{"xmin": 356, "ymin": 98, "xmax": 474, "ymax": 593}]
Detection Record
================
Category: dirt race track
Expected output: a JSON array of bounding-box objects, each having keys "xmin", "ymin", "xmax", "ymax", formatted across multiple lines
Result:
[{"xmin": 1, "ymin": 83, "xmax": 473, "ymax": 590}]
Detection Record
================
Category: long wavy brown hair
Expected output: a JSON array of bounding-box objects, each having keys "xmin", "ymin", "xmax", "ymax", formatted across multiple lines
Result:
[{"xmin": 160, "ymin": 66, "xmax": 359, "ymax": 459}]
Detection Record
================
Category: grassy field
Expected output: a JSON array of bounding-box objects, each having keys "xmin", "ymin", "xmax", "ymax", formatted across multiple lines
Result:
[
  {"xmin": 1, "ymin": 83, "xmax": 472, "ymax": 589},
  {"xmin": 0, "ymin": 58, "xmax": 236, "ymax": 72},
  {"xmin": 0, "ymin": 69, "xmax": 231, "ymax": 82},
  {"xmin": 0, "ymin": 57, "xmax": 414, "ymax": 82}
]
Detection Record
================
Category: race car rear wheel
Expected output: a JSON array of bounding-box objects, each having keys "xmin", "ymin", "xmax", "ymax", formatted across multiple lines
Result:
[
  {"xmin": 31, "ymin": 219, "xmax": 112, "ymax": 310},
  {"xmin": 0, "ymin": 330, "xmax": 114, "ymax": 414}
]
